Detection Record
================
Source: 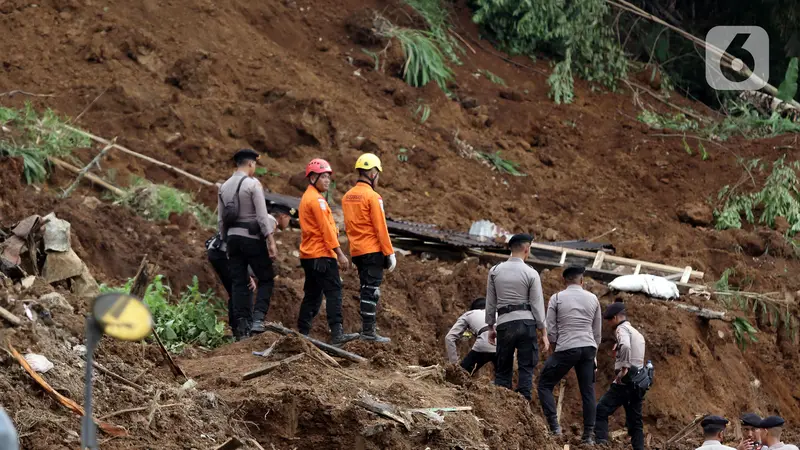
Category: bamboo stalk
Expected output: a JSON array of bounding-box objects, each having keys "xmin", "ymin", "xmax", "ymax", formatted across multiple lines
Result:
[
  {"xmin": 62, "ymin": 125, "xmax": 215, "ymax": 187},
  {"xmin": 48, "ymin": 157, "xmax": 125, "ymax": 196}
]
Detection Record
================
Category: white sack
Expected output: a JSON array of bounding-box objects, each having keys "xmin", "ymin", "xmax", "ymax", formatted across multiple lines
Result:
[{"xmin": 608, "ymin": 274, "xmax": 680, "ymax": 300}]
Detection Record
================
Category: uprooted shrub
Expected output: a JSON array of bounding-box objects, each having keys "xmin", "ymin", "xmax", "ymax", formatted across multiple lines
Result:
[
  {"xmin": 114, "ymin": 177, "xmax": 216, "ymax": 229},
  {"xmin": 715, "ymin": 156, "xmax": 800, "ymax": 236},
  {"xmin": 471, "ymin": 0, "xmax": 628, "ymax": 103}
]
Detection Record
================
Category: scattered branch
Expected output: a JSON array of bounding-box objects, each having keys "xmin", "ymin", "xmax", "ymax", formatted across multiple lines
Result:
[
  {"xmin": 60, "ymin": 138, "xmax": 117, "ymax": 199},
  {"xmin": 0, "ymin": 90, "xmax": 55, "ymax": 98}
]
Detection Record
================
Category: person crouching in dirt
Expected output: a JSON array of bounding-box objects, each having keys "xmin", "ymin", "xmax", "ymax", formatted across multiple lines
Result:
[
  {"xmin": 485, "ymin": 233, "xmax": 549, "ymax": 401},
  {"xmin": 758, "ymin": 416, "xmax": 799, "ymax": 450},
  {"xmin": 594, "ymin": 300, "xmax": 647, "ymax": 450},
  {"xmin": 342, "ymin": 153, "xmax": 396, "ymax": 343},
  {"xmin": 537, "ymin": 265, "xmax": 602, "ymax": 441},
  {"xmin": 445, "ymin": 297, "xmax": 497, "ymax": 375},
  {"xmin": 696, "ymin": 416, "xmax": 738, "ymax": 450},
  {"xmin": 297, "ymin": 158, "xmax": 360, "ymax": 346},
  {"xmin": 207, "ymin": 207, "xmax": 289, "ymax": 330},
  {"xmin": 217, "ymin": 148, "xmax": 276, "ymax": 341}
]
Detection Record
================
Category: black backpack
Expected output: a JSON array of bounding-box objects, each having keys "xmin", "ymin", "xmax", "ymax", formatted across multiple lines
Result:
[{"xmin": 219, "ymin": 176, "xmax": 247, "ymax": 233}]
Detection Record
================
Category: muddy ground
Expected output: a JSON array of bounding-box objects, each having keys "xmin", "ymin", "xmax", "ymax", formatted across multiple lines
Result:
[{"xmin": 1, "ymin": 0, "xmax": 800, "ymax": 448}]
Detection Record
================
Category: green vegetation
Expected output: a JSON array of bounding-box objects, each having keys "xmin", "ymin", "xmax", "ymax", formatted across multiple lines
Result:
[
  {"xmin": 100, "ymin": 275, "xmax": 229, "ymax": 354},
  {"xmin": 714, "ymin": 267, "xmax": 797, "ymax": 346},
  {"xmin": 715, "ymin": 156, "xmax": 800, "ymax": 235},
  {"xmin": 413, "ymin": 101, "xmax": 432, "ymax": 123},
  {"xmin": 777, "ymin": 57, "xmax": 799, "ymax": 102},
  {"xmin": 403, "ymin": 0, "xmax": 464, "ymax": 66},
  {"xmin": 376, "ymin": 19, "xmax": 455, "ymax": 90},
  {"xmin": 732, "ymin": 317, "xmax": 759, "ymax": 351},
  {"xmin": 638, "ymin": 110, "xmax": 698, "ymax": 132},
  {"xmin": 472, "ymin": 0, "xmax": 627, "ymax": 104},
  {"xmin": 115, "ymin": 177, "xmax": 217, "ymax": 229},
  {"xmin": 478, "ymin": 151, "xmax": 526, "ymax": 176},
  {"xmin": 0, "ymin": 103, "xmax": 90, "ymax": 184},
  {"xmin": 478, "ymin": 69, "xmax": 506, "ymax": 86}
]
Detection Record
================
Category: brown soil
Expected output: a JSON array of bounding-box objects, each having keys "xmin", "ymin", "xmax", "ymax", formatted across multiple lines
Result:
[{"xmin": 1, "ymin": 0, "xmax": 800, "ymax": 448}]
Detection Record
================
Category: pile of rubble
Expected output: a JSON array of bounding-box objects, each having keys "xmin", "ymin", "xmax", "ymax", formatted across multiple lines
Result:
[{"xmin": 0, "ymin": 212, "xmax": 99, "ymax": 301}]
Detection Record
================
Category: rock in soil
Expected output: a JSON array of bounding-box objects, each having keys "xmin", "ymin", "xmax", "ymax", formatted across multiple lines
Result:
[{"xmin": 677, "ymin": 202, "xmax": 713, "ymax": 227}]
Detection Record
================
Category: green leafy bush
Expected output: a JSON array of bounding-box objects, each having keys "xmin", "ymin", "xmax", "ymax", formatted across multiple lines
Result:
[
  {"xmin": 715, "ymin": 156, "xmax": 800, "ymax": 235},
  {"xmin": 638, "ymin": 109, "xmax": 699, "ymax": 132},
  {"xmin": 478, "ymin": 151, "xmax": 526, "ymax": 176},
  {"xmin": 472, "ymin": 0, "xmax": 628, "ymax": 103},
  {"xmin": 101, "ymin": 275, "xmax": 229, "ymax": 353},
  {"xmin": 0, "ymin": 103, "xmax": 90, "ymax": 184},
  {"xmin": 708, "ymin": 100, "xmax": 800, "ymax": 140},
  {"xmin": 115, "ymin": 177, "xmax": 217, "ymax": 229},
  {"xmin": 732, "ymin": 317, "xmax": 758, "ymax": 351}
]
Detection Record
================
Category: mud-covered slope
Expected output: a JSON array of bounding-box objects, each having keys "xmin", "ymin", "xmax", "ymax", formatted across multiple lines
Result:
[{"xmin": 1, "ymin": 0, "xmax": 800, "ymax": 448}]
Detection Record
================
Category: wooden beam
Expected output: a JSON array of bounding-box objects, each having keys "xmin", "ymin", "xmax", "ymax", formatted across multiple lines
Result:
[
  {"xmin": 680, "ymin": 266, "xmax": 692, "ymax": 284},
  {"xmin": 592, "ymin": 251, "xmax": 606, "ymax": 269},
  {"xmin": 48, "ymin": 157, "xmax": 125, "ymax": 197},
  {"xmin": 468, "ymin": 250, "xmax": 706, "ymax": 295},
  {"xmin": 263, "ymin": 322, "xmax": 367, "ymax": 364},
  {"xmin": 243, "ymin": 353, "xmax": 305, "ymax": 381},
  {"xmin": 525, "ymin": 242, "xmax": 704, "ymax": 279},
  {"xmin": 559, "ymin": 251, "xmax": 567, "ymax": 265},
  {"xmin": 633, "ymin": 264, "xmax": 641, "ymax": 275},
  {"xmin": 0, "ymin": 305, "xmax": 21, "ymax": 326}
]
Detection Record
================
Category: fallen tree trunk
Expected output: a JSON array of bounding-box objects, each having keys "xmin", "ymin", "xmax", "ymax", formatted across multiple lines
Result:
[
  {"xmin": 48, "ymin": 157, "xmax": 125, "ymax": 197},
  {"xmin": 263, "ymin": 322, "xmax": 367, "ymax": 364}
]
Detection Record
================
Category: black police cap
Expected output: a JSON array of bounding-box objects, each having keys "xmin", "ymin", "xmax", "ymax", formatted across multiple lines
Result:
[
  {"xmin": 701, "ymin": 415, "xmax": 729, "ymax": 429},
  {"xmin": 233, "ymin": 148, "xmax": 260, "ymax": 163},
  {"xmin": 508, "ymin": 233, "xmax": 533, "ymax": 248},
  {"xmin": 603, "ymin": 300, "xmax": 626, "ymax": 320},
  {"xmin": 741, "ymin": 413, "xmax": 762, "ymax": 428},
  {"xmin": 563, "ymin": 265, "xmax": 585, "ymax": 279},
  {"xmin": 759, "ymin": 416, "xmax": 785, "ymax": 429}
]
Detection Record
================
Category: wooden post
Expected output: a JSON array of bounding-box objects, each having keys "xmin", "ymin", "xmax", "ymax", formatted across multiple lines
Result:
[{"xmin": 263, "ymin": 322, "xmax": 367, "ymax": 363}]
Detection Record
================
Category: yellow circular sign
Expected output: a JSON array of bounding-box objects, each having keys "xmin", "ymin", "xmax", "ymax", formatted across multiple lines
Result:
[{"xmin": 91, "ymin": 293, "xmax": 153, "ymax": 341}]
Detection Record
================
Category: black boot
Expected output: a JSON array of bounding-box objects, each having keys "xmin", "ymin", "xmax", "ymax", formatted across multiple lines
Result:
[
  {"xmin": 235, "ymin": 319, "xmax": 252, "ymax": 342},
  {"xmin": 360, "ymin": 321, "xmax": 390, "ymax": 343},
  {"xmin": 251, "ymin": 311, "xmax": 266, "ymax": 334},
  {"xmin": 329, "ymin": 323, "xmax": 359, "ymax": 346},
  {"xmin": 582, "ymin": 427, "xmax": 596, "ymax": 445},
  {"xmin": 547, "ymin": 417, "xmax": 562, "ymax": 436}
]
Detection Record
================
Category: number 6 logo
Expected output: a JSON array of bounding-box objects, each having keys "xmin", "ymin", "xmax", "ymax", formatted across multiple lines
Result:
[{"xmin": 705, "ymin": 26, "xmax": 769, "ymax": 91}]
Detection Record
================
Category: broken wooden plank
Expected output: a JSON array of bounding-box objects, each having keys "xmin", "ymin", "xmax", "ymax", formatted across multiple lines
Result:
[
  {"xmin": 252, "ymin": 336, "xmax": 285, "ymax": 358},
  {"xmin": 7, "ymin": 342, "xmax": 127, "ymax": 436},
  {"xmin": 611, "ymin": 429, "xmax": 628, "ymax": 439},
  {"xmin": 409, "ymin": 406, "xmax": 472, "ymax": 413},
  {"xmin": 680, "ymin": 266, "xmax": 693, "ymax": 284},
  {"xmin": 556, "ymin": 379, "xmax": 566, "ymax": 423},
  {"xmin": 355, "ymin": 396, "xmax": 411, "ymax": 431},
  {"xmin": 264, "ymin": 322, "xmax": 367, "ymax": 363},
  {"xmin": 592, "ymin": 251, "xmax": 606, "ymax": 269},
  {"xmin": 243, "ymin": 353, "xmax": 305, "ymax": 381},
  {"xmin": 213, "ymin": 437, "xmax": 244, "ymax": 450},
  {"xmin": 0, "ymin": 305, "xmax": 22, "ymax": 326},
  {"xmin": 674, "ymin": 304, "xmax": 728, "ymax": 321}
]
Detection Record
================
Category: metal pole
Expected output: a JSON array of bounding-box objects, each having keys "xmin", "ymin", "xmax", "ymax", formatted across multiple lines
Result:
[{"xmin": 81, "ymin": 318, "xmax": 101, "ymax": 450}]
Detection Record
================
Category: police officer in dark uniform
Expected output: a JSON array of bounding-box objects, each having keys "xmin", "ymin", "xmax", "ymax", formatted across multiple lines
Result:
[
  {"xmin": 484, "ymin": 233, "xmax": 549, "ymax": 400},
  {"xmin": 217, "ymin": 149, "xmax": 276, "ymax": 340},
  {"xmin": 696, "ymin": 416, "xmax": 737, "ymax": 450}
]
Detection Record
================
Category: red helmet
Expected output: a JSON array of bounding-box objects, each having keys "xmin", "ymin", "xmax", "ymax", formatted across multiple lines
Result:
[{"xmin": 305, "ymin": 158, "xmax": 333, "ymax": 177}]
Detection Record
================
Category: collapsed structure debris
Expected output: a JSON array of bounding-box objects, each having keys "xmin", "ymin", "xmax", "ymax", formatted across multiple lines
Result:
[{"xmin": 0, "ymin": 212, "xmax": 100, "ymax": 298}]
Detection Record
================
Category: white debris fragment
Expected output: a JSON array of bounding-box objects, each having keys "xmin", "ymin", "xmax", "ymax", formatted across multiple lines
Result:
[{"xmin": 24, "ymin": 354, "xmax": 54, "ymax": 373}]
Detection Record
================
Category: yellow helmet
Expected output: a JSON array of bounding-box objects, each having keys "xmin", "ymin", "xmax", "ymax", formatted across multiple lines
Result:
[{"xmin": 355, "ymin": 153, "xmax": 383, "ymax": 172}]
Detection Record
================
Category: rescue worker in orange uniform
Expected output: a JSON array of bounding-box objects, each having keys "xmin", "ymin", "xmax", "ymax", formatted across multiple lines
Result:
[
  {"xmin": 342, "ymin": 153, "xmax": 396, "ymax": 343},
  {"xmin": 297, "ymin": 159, "xmax": 360, "ymax": 345}
]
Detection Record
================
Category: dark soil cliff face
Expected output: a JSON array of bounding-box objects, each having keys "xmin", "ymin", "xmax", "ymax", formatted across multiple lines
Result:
[{"xmin": 1, "ymin": 0, "xmax": 800, "ymax": 448}]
